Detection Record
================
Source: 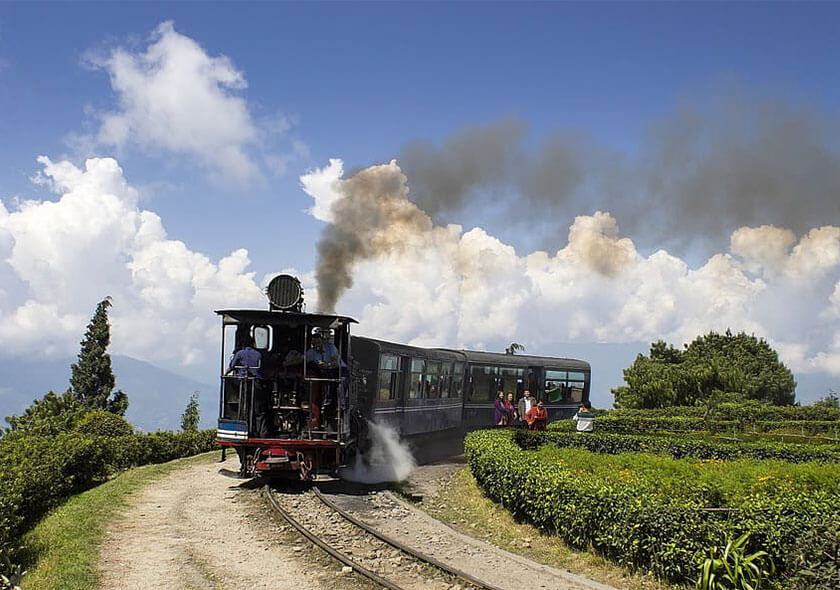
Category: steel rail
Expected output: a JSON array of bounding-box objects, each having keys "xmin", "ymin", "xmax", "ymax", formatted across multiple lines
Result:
[
  {"xmin": 264, "ymin": 485, "xmax": 404, "ymax": 590},
  {"xmin": 313, "ymin": 487, "xmax": 504, "ymax": 590}
]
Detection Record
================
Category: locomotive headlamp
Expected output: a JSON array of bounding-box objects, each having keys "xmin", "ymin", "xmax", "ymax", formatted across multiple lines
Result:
[{"xmin": 266, "ymin": 274, "xmax": 304, "ymax": 311}]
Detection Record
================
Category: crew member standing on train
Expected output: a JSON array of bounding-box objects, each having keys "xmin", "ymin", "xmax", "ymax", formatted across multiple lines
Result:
[
  {"xmin": 226, "ymin": 336, "xmax": 270, "ymax": 436},
  {"xmin": 226, "ymin": 336, "xmax": 261, "ymax": 376}
]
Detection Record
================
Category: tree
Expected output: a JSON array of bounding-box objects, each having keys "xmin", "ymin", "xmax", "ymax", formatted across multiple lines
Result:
[
  {"xmin": 69, "ymin": 297, "xmax": 128, "ymax": 415},
  {"xmin": 180, "ymin": 392, "xmax": 200, "ymax": 432},
  {"xmin": 613, "ymin": 331, "xmax": 796, "ymax": 409},
  {"xmin": 3, "ymin": 390, "xmax": 83, "ymax": 440},
  {"xmin": 505, "ymin": 342, "xmax": 526, "ymax": 355},
  {"xmin": 814, "ymin": 390, "xmax": 840, "ymax": 410}
]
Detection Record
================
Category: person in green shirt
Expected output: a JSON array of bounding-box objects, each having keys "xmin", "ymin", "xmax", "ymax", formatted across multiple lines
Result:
[{"xmin": 573, "ymin": 401, "xmax": 595, "ymax": 432}]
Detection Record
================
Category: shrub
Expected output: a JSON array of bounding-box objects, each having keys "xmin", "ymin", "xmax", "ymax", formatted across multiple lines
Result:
[
  {"xmin": 0, "ymin": 428, "xmax": 216, "ymax": 573},
  {"xmin": 466, "ymin": 428, "xmax": 840, "ymax": 585},
  {"xmin": 548, "ymin": 415, "xmax": 840, "ymax": 436},
  {"xmin": 784, "ymin": 519, "xmax": 840, "ymax": 589},
  {"xmin": 75, "ymin": 410, "xmax": 133, "ymax": 438},
  {"xmin": 515, "ymin": 429, "xmax": 840, "ymax": 463}
]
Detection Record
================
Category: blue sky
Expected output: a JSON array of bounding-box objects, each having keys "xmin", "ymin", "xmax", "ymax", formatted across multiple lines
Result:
[{"xmin": 1, "ymin": 2, "xmax": 839, "ymax": 399}]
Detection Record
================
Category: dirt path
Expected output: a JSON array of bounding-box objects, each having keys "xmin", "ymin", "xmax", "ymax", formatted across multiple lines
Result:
[{"xmin": 98, "ymin": 455, "xmax": 340, "ymax": 590}]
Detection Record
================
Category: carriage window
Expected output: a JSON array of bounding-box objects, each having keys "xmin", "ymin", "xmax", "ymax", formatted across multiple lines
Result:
[
  {"xmin": 545, "ymin": 369, "xmax": 567, "ymax": 402},
  {"xmin": 469, "ymin": 365, "xmax": 498, "ymax": 401},
  {"xmin": 439, "ymin": 362, "xmax": 452, "ymax": 398},
  {"xmin": 568, "ymin": 382, "xmax": 585, "ymax": 402},
  {"xmin": 426, "ymin": 361, "xmax": 442, "ymax": 398},
  {"xmin": 544, "ymin": 368, "xmax": 587, "ymax": 403},
  {"xmin": 409, "ymin": 358, "xmax": 425, "ymax": 399},
  {"xmin": 253, "ymin": 326, "xmax": 270, "ymax": 350},
  {"xmin": 451, "ymin": 363, "xmax": 464, "ymax": 399},
  {"xmin": 499, "ymin": 367, "xmax": 524, "ymax": 398},
  {"xmin": 378, "ymin": 354, "xmax": 400, "ymax": 400}
]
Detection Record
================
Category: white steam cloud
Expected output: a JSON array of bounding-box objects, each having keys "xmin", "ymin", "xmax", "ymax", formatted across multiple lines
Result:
[
  {"xmin": 301, "ymin": 159, "xmax": 840, "ymax": 379},
  {"xmin": 340, "ymin": 421, "xmax": 416, "ymax": 483}
]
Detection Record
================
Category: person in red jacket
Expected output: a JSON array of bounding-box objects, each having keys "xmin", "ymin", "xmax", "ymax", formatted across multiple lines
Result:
[{"xmin": 525, "ymin": 400, "xmax": 548, "ymax": 431}]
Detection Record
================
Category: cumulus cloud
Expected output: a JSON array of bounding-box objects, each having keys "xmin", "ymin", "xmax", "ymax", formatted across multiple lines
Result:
[
  {"xmin": 0, "ymin": 156, "xmax": 265, "ymax": 374},
  {"xmin": 302, "ymin": 159, "xmax": 840, "ymax": 378},
  {"xmin": 82, "ymin": 21, "xmax": 305, "ymax": 185}
]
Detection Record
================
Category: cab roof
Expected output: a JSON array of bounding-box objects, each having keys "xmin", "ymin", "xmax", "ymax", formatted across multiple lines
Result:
[{"xmin": 215, "ymin": 309, "xmax": 357, "ymax": 330}]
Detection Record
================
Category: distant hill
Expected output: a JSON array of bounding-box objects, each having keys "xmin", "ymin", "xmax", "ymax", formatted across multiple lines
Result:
[{"xmin": 0, "ymin": 355, "xmax": 216, "ymax": 431}]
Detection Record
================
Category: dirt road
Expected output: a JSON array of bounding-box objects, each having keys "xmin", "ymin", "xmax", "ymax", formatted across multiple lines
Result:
[{"xmin": 98, "ymin": 455, "xmax": 351, "ymax": 590}]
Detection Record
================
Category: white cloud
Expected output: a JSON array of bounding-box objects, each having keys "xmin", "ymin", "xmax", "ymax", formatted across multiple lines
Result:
[
  {"xmin": 0, "ymin": 156, "xmax": 265, "ymax": 375},
  {"xmin": 84, "ymin": 21, "xmax": 304, "ymax": 185},
  {"xmin": 302, "ymin": 159, "xmax": 840, "ymax": 377}
]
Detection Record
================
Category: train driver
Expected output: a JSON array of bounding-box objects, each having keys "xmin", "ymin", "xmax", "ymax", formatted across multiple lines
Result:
[
  {"xmin": 226, "ymin": 336, "xmax": 261, "ymax": 377},
  {"xmin": 305, "ymin": 328, "xmax": 339, "ymax": 369}
]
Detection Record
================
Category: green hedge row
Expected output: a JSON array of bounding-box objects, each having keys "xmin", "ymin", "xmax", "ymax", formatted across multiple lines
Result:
[
  {"xmin": 465, "ymin": 428, "xmax": 840, "ymax": 586},
  {"xmin": 606, "ymin": 402, "xmax": 840, "ymax": 422},
  {"xmin": 0, "ymin": 428, "xmax": 216, "ymax": 568},
  {"xmin": 514, "ymin": 429, "xmax": 840, "ymax": 463},
  {"xmin": 549, "ymin": 415, "xmax": 840, "ymax": 435}
]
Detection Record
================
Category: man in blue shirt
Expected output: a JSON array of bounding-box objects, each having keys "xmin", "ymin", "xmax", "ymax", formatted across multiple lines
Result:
[
  {"xmin": 305, "ymin": 330, "xmax": 339, "ymax": 368},
  {"xmin": 227, "ymin": 339, "xmax": 261, "ymax": 377}
]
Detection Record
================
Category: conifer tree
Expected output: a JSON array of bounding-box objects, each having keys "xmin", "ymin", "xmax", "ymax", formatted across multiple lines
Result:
[
  {"xmin": 180, "ymin": 392, "xmax": 200, "ymax": 432},
  {"xmin": 69, "ymin": 297, "xmax": 129, "ymax": 415}
]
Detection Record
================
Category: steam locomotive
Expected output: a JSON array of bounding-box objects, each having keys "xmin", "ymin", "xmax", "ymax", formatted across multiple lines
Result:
[{"xmin": 216, "ymin": 274, "xmax": 590, "ymax": 479}]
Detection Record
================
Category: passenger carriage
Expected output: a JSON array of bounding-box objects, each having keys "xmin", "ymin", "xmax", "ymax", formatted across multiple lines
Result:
[{"xmin": 215, "ymin": 274, "xmax": 591, "ymax": 479}]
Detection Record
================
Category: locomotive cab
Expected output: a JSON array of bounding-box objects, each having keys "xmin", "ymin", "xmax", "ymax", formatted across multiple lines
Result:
[{"xmin": 215, "ymin": 275, "xmax": 357, "ymax": 479}]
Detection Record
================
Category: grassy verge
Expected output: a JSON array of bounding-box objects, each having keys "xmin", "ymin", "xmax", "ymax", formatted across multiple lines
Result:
[
  {"xmin": 20, "ymin": 451, "xmax": 219, "ymax": 590},
  {"xmin": 413, "ymin": 467, "xmax": 673, "ymax": 590}
]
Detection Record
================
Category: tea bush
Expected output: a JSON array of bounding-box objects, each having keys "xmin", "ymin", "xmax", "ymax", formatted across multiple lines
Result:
[
  {"xmin": 465, "ymin": 428, "xmax": 840, "ymax": 586},
  {"xmin": 0, "ymin": 428, "xmax": 216, "ymax": 571},
  {"xmin": 784, "ymin": 518, "xmax": 840, "ymax": 589},
  {"xmin": 549, "ymin": 415, "xmax": 840, "ymax": 435},
  {"xmin": 605, "ymin": 402, "xmax": 840, "ymax": 422},
  {"xmin": 75, "ymin": 410, "xmax": 133, "ymax": 438},
  {"xmin": 515, "ymin": 429, "xmax": 840, "ymax": 463}
]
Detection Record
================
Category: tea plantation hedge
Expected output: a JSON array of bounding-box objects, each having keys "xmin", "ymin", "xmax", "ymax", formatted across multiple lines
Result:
[
  {"xmin": 0, "ymin": 428, "xmax": 216, "ymax": 570},
  {"xmin": 607, "ymin": 403, "xmax": 840, "ymax": 422},
  {"xmin": 548, "ymin": 415, "xmax": 840, "ymax": 435},
  {"xmin": 515, "ymin": 429, "xmax": 840, "ymax": 463},
  {"xmin": 465, "ymin": 428, "xmax": 840, "ymax": 586}
]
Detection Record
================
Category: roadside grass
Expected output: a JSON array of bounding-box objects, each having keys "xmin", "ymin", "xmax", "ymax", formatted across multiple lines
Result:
[
  {"xmin": 416, "ymin": 467, "xmax": 675, "ymax": 590},
  {"xmin": 20, "ymin": 451, "xmax": 219, "ymax": 590}
]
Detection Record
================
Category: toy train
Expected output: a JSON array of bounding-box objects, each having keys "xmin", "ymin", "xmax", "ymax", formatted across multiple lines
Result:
[{"xmin": 216, "ymin": 274, "xmax": 590, "ymax": 478}]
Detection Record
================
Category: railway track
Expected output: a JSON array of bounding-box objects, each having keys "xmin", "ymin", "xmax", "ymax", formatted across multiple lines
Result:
[{"xmin": 265, "ymin": 484, "xmax": 504, "ymax": 590}]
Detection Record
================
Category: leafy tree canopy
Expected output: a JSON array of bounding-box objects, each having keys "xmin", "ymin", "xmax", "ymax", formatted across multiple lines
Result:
[
  {"xmin": 612, "ymin": 330, "xmax": 796, "ymax": 409},
  {"xmin": 69, "ymin": 297, "xmax": 128, "ymax": 415}
]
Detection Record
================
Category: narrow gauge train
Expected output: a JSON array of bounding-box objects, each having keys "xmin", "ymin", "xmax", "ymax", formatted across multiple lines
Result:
[{"xmin": 216, "ymin": 275, "xmax": 590, "ymax": 479}]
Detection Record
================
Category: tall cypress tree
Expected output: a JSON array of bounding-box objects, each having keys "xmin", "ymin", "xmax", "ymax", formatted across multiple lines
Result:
[{"xmin": 70, "ymin": 297, "xmax": 129, "ymax": 415}]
